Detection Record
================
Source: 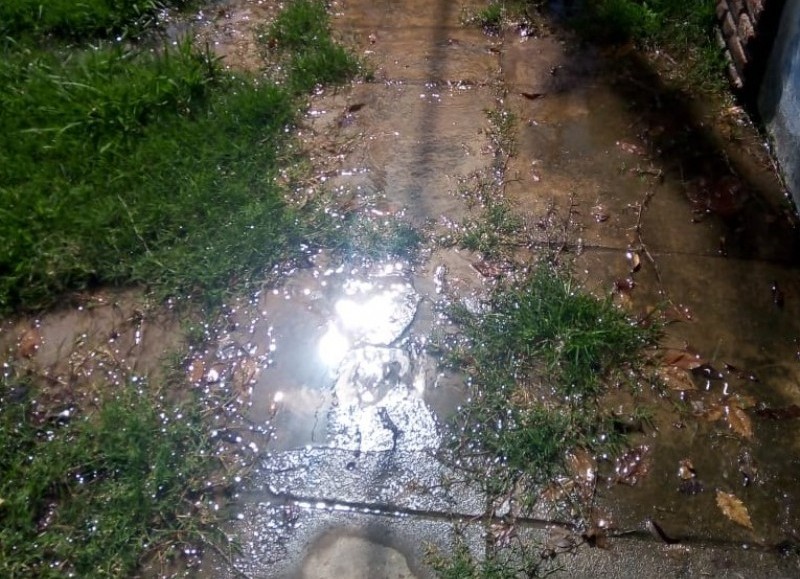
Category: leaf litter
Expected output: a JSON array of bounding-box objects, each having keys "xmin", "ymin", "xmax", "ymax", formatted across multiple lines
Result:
[{"xmin": 716, "ymin": 490, "xmax": 754, "ymax": 531}]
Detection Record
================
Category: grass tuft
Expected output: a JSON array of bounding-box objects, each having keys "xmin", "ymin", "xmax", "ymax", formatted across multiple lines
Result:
[
  {"xmin": 0, "ymin": 0, "xmax": 365, "ymax": 314},
  {"xmin": 261, "ymin": 0, "xmax": 361, "ymax": 94},
  {"xmin": 0, "ymin": 40, "xmax": 300, "ymax": 312},
  {"xmin": 0, "ymin": 0, "xmax": 190, "ymax": 40},
  {"xmin": 0, "ymin": 375, "xmax": 222, "ymax": 577},
  {"xmin": 446, "ymin": 260, "xmax": 659, "ymax": 494},
  {"xmin": 574, "ymin": 0, "xmax": 726, "ymax": 92}
]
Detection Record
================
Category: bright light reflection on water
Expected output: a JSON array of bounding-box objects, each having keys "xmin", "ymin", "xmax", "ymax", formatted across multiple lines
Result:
[
  {"xmin": 316, "ymin": 276, "xmax": 417, "ymax": 372},
  {"xmin": 318, "ymin": 323, "xmax": 350, "ymax": 368}
]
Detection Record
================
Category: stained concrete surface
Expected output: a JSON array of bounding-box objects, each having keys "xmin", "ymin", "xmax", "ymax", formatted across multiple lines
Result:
[{"xmin": 189, "ymin": 0, "xmax": 800, "ymax": 577}]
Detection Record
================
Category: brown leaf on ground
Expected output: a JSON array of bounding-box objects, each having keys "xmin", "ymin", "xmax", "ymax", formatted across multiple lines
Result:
[
  {"xmin": 626, "ymin": 250, "xmax": 641, "ymax": 272},
  {"xmin": 614, "ymin": 277, "xmax": 635, "ymax": 293},
  {"xmin": 540, "ymin": 477, "xmax": 574, "ymax": 503},
  {"xmin": 591, "ymin": 204, "xmax": 610, "ymax": 223},
  {"xmin": 489, "ymin": 522, "xmax": 516, "ymax": 548},
  {"xmin": 567, "ymin": 448, "xmax": 596, "ymax": 483},
  {"xmin": 472, "ymin": 260, "xmax": 504, "ymax": 278},
  {"xmin": 662, "ymin": 349, "xmax": 705, "ymax": 370},
  {"xmin": 678, "ymin": 458, "xmax": 696, "ymax": 480},
  {"xmin": 567, "ymin": 449, "xmax": 597, "ymax": 499},
  {"xmin": 716, "ymin": 490, "xmax": 754, "ymax": 530},
  {"xmin": 232, "ymin": 357, "xmax": 259, "ymax": 393},
  {"xmin": 731, "ymin": 393, "xmax": 756, "ymax": 409},
  {"xmin": 187, "ymin": 358, "xmax": 205, "ymax": 384},
  {"xmin": 617, "ymin": 140, "xmax": 645, "ymax": 155},
  {"xmin": 666, "ymin": 304, "xmax": 694, "ymax": 322},
  {"xmin": 18, "ymin": 328, "xmax": 41, "ymax": 358},
  {"xmin": 613, "ymin": 445, "xmax": 652, "ymax": 486},
  {"xmin": 658, "ymin": 365, "xmax": 696, "ymax": 391},
  {"xmin": 726, "ymin": 405, "xmax": 753, "ymax": 439},
  {"xmin": 702, "ymin": 403, "xmax": 725, "ymax": 422}
]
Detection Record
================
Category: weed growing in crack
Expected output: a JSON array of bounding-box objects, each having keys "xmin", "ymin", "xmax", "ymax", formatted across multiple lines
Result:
[
  {"xmin": 433, "ymin": 260, "xmax": 660, "ymax": 576},
  {"xmin": 486, "ymin": 107, "xmax": 517, "ymax": 159},
  {"xmin": 445, "ymin": 260, "xmax": 660, "ymax": 495},
  {"xmin": 460, "ymin": 201, "xmax": 523, "ymax": 258},
  {"xmin": 426, "ymin": 532, "xmax": 556, "ymax": 578},
  {"xmin": 302, "ymin": 200, "xmax": 424, "ymax": 261},
  {"xmin": 259, "ymin": 0, "xmax": 362, "ymax": 94}
]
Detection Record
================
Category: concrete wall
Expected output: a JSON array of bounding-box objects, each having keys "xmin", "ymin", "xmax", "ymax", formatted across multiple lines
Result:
[{"xmin": 759, "ymin": 0, "xmax": 800, "ymax": 202}]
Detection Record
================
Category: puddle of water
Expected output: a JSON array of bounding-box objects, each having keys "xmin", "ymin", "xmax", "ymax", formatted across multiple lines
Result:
[
  {"xmin": 0, "ymin": 290, "xmax": 182, "ymax": 413},
  {"xmin": 498, "ymin": 25, "xmax": 800, "ymax": 550},
  {"xmin": 82, "ymin": 0, "xmax": 800, "ymax": 575},
  {"xmin": 167, "ymin": 0, "xmax": 282, "ymax": 72}
]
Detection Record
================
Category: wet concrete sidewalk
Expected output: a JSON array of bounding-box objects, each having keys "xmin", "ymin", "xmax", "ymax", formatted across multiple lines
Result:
[{"xmin": 200, "ymin": 0, "xmax": 800, "ymax": 577}]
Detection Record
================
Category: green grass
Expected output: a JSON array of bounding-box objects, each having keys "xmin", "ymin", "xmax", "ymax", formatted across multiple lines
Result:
[
  {"xmin": 446, "ymin": 261, "xmax": 659, "ymax": 495},
  {"xmin": 575, "ymin": 0, "xmax": 726, "ymax": 91},
  {"xmin": 0, "ymin": 375, "xmax": 223, "ymax": 577},
  {"xmin": 460, "ymin": 201, "xmax": 522, "ymax": 258},
  {"xmin": 0, "ymin": 0, "xmax": 368, "ymax": 314},
  {"xmin": 426, "ymin": 534, "xmax": 553, "ymax": 578},
  {"xmin": 261, "ymin": 0, "xmax": 361, "ymax": 94},
  {"xmin": 0, "ymin": 0, "xmax": 372, "ymax": 575},
  {"xmin": 0, "ymin": 41, "xmax": 299, "ymax": 312},
  {"xmin": 466, "ymin": 0, "xmax": 725, "ymax": 93},
  {"xmin": 470, "ymin": 2, "xmax": 506, "ymax": 33},
  {"xmin": 0, "ymin": 0, "xmax": 190, "ymax": 40}
]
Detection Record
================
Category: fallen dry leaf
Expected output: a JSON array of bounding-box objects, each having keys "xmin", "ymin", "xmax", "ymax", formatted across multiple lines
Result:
[
  {"xmin": 540, "ymin": 477, "xmax": 575, "ymax": 503},
  {"xmin": 591, "ymin": 204, "xmax": 610, "ymax": 223},
  {"xmin": 702, "ymin": 403, "xmax": 725, "ymax": 422},
  {"xmin": 716, "ymin": 490, "xmax": 754, "ymax": 530},
  {"xmin": 18, "ymin": 328, "xmax": 41, "ymax": 358},
  {"xmin": 617, "ymin": 140, "xmax": 645, "ymax": 155},
  {"xmin": 567, "ymin": 448, "xmax": 596, "ymax": 483},
  {"xmin": 614, "ymin": 278, "xmax": 635, "ymax": 293},
  {"xmin": 626, "ymin": 250, "xmax": 641, "ymax": 273},
  {"xmin": 658, "ymin": 365, "xmax": 696, "ymax": 391},
  {"xmin": 678, "ymin": 458, "xmax": 696, "ymax": 480},
  {"xmin": 187, "ymin": 358, "xmax": 205, "ymax": 384},
  {"xmin": 731, "ymin": 393, "xmax": 756, "ymax": 409},
  {"xmin": 232, "ymin": 357, "xmax": 259, "ymax": 395},
  {"xmin": 613, "ymin": 445, "xmax": 652, "ymax": 486},
  {"xmin": 472, "ymin": 260, "xmax": 504, "ymax": 278},
  {"xmin": 726, "ymin": 405, "xmax": 753, "ymax": 439},
  {"xmin": 662, "ymin": 349, "xmax": 705, "ymax": 370}
]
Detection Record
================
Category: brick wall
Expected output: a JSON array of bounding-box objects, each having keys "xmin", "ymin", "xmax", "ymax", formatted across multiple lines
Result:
[{"xmin": 716, "ymin": 0, "xmax": 785, "ymax": 101}]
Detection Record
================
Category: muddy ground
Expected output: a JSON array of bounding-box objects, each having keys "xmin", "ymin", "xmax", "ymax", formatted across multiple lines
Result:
[{"xmin": 4, "ymin": 0, "xmax": 800, "ymax": 577}]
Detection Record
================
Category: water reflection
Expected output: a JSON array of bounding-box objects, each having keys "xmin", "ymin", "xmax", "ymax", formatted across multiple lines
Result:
[{"xmin": 317, "ymin": 276, "xmax": 418, "ymax": 373}]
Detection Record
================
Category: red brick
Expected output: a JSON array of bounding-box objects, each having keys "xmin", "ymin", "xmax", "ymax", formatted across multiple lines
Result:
[
  {"xmin": 726, "ymin": 62, "xmax": 744, "ymax": 89},
  {"xmin": 745, "ymin": 0, "xmax": 764, "ymax": 22},
  {"xmin": 728, "ymin": 0, "xmax": 745, "ymax": 17},
  {"xmin": 727, "ymin": 35, "xmax": 748, "ymax": 72},
  {"xmin": 722, "ymin": 11, "xmax": 737, "ymax": 39},
  {"xmin": 738, "ymin": 12, "xmax": 756, "ymax": 44}
]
